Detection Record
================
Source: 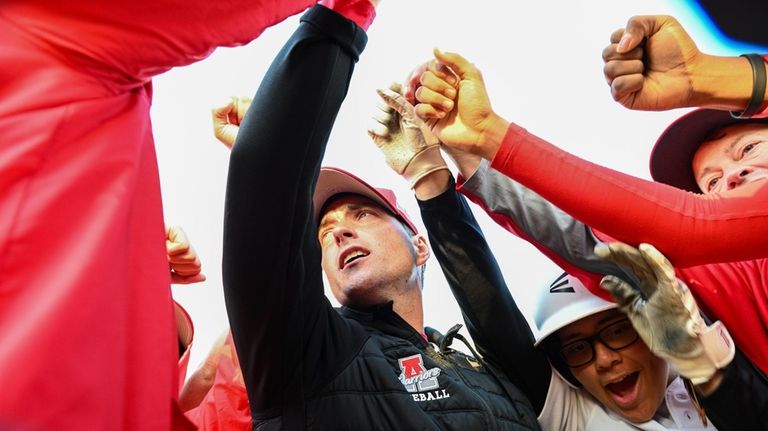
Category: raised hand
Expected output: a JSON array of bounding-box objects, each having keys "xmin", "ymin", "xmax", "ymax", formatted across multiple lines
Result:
[
  {"xmin": 211, "ymin": 96, "xmax": 252, "ymax": 149},
  {"xmin": 596, "ymin": 242, "xmax": 734, "ymax": 385},
  {"xmin": 414, "ymin": 49, "xmax": 508, "ymax": 161},
  {"xmin": 166, "ymin": 225, "xmax": 206, "ymax": 284},
  {"xmin": 369, "ymin": 82, "xmax": 448, "ymax": 188},
  {"xmin": 602, "ymin": 15, "xmax": 704, "ymax": 111}
]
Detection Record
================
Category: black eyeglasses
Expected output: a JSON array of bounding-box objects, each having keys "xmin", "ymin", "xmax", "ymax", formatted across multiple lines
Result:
[{"xmin": 559, "ymin": 319, "xmax": 639, "ymax": 368}]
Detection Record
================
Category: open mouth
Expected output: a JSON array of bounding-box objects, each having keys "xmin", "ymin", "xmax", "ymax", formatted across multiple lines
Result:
[
  {"xmin": 605, "ymin": 371, "xmax": 640, "ymax": 406},
  {"xmin": 340, "ymin": 249, "xmax": 369, "ymax": 269}
]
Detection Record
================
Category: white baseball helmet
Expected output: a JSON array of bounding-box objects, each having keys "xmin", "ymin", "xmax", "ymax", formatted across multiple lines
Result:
[{"xmin": 533, "ymin": 272, "xmax": 617, "ymax": 346}]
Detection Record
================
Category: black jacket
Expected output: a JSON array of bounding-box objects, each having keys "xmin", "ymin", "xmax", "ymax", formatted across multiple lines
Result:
[{"xmin": 223, "ymin": 5, "xmax": 540, "ymax": 430}]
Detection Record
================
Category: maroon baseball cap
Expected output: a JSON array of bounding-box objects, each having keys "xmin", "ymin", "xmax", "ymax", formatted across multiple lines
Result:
[
  {"xmin": 650, "ymin": 109, "xmax": 768, "ymax": 192},
  {"xmin": 313, "ymin": 167, "xmax": 419, "ymax": 234}
]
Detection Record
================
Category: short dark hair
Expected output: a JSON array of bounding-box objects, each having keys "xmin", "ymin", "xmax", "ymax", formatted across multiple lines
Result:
[{"xmin": 538, "ymin": 335, "xmax": 581, "ymax": 387}]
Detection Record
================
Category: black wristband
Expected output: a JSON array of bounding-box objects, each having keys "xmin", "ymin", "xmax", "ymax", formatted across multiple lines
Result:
[{"xmin": 730, "ymin": 53, "xmax": 766, "ymax": 119}]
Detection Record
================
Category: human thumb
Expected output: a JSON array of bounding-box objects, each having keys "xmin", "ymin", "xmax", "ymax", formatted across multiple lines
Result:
[
  {"xmin": 600, "ymin": 275, "xmax": 640, "ymax": 309},
  {"xmin": 376, "ymin": 87, "xmax": 411, "ymax": 118},
  {"xmin": 618, "ymin": 15, "xmax": 658, "ymax": 53},
  {"xmin": 433, "ymin": 47, "xmax": 474, "ymax": 80}
]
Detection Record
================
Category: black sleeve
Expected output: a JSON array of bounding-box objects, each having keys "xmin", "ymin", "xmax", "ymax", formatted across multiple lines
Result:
[
  {"xmin": 417, "ymin": 178, "xmax": 552, "ymax": 413},
  {"xmin": 700, "ymin": 348, "xmax": 768, "ymax": 431},
  {"xmin": 222, "ymin": 5, "xmax": 368, "ymax": 422}
]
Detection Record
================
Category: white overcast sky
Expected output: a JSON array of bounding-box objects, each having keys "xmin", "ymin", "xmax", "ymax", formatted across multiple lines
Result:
[{"xmin": 151, "ymin": 0, "xmax": 754, "ymax": 374}]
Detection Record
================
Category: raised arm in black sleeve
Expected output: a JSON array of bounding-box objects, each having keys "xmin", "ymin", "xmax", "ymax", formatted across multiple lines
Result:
[
  {"xmin": 417, "ymin": 177, "xmax": 552, "ymax": 413},
  {"xmin": 222, "ymin": 5, "xmax": 368, "ymax": 423}
]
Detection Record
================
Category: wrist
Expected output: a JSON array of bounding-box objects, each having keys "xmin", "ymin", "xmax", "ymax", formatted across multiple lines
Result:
[
  {"xmin": 443, "ymin": 148, "xmax": 481, "ymax": 179},
  {"xmin": 320, "ymin": 0, "xmax": 377, "ymax": 31},
  {"xmin": 475, "ymin": 113, "xmax": 509, "ymax": 161},
  {"xmin": 403, "ymin": 145, "xmax": 449, "ymax": 190},
  {"xmin": 413, "ymin": 169, "xmax": 452, "ymax": 200},
  {"xmin": 690, "ymin": 54, "xmax": 755, "ymax": 110},
  {"xmin": 670, "ymin": 321, "xmax": 735, "ymax": 385}
]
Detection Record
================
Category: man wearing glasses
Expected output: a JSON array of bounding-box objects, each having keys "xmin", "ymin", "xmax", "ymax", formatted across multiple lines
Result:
[{"xmin": 533, "ymin": 273, "xmax": 718, "ymax": 430}]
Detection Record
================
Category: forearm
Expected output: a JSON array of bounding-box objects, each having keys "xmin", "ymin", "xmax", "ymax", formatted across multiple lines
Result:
[
  {"xmin": 223, "ymin": 4, "xmax": 367, "ymax": 413},
  {"xmin": 490, "ymin": 122, "xmax": 768, "ymax": 267},
  {"xmin": 475, "ymin": 113, "xmax": 510, "ymax": 161},
  {"xmin": 417, "ymin": 179, "xmax": 551, "ymax": 413},
  {"xmin": 179, "ymin": 364, "xmax": 217, "ymax": 412},
  {"xmin": 689, "ymin": 54, "xmax": 757, "ymax": 111}
]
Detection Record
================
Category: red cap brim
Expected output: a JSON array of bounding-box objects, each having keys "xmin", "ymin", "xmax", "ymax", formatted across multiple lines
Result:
[
  {"xmin": 174, "ymin": 300, "xmax": 194, "ymax": 350},
  {"xmin": 313, "ymin": 167, "xmax": 418, "ymax": 234}
]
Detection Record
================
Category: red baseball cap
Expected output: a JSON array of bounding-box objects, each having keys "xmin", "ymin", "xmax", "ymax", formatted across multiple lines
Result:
[
  {"xmin": 313, "ymin": 167, "xmax": 418, "ymax": 234},
  {"xmin": 650, "ymin": 109, "xmax": 768, "ymax": 192},
  {"xmin": 174, "ymin": 300, "xmax": 194, "ymax": 351}
]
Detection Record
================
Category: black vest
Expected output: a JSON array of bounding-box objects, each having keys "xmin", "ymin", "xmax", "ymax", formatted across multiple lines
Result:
[{"xmin": 253, "ymin": 304, "xmax": 541, "ymax": 431}]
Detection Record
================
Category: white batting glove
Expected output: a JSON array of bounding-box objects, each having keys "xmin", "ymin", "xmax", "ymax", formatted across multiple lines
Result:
[
  {"xmin": 369, "ymin": 83, "xmax": 448, "ymax": 188},
  {"xmin": 596, "ymin": 242, "xmax": 734, "ymax": 385}
]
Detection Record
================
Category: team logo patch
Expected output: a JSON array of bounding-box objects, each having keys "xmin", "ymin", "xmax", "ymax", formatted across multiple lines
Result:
[
  {"xmin": 398, "ymin": 354, "xmax": 451, "ymax": 402},
  {"xmin": 549, "ymin": 272, "xmax": 575, "ymax": 293}
]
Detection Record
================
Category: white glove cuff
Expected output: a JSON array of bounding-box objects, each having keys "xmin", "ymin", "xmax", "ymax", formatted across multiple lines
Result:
[
  {"xmin": 672, "ymin": 321, "xmax": 735, "ymax": 385},
  {"xmin": 403, "ymin": 145, "xmax": 449, "ymax": 188}
]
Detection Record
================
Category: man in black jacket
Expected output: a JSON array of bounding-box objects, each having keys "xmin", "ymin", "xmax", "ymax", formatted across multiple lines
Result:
[{"xmin": 222, "ymin": 3, "xmax": 540, "ymax": 430}]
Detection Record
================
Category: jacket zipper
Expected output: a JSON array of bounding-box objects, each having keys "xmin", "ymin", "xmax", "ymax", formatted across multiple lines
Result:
[{"xmin": 429, "ymin": 347, "xmax": 498, "ymax": 431}]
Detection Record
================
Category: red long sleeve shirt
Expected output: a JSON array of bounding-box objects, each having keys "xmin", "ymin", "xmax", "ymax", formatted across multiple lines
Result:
[
  {"xmin": 488, "ymin": 122, "xmax": 768, "ymax": 374},
  {"xmin": 0, "ymin": 1, "xmax": 317, "ymax": 429},
  {"xmin": 492, "ymin": 123, "xmax": 768, "ymax": 268}
]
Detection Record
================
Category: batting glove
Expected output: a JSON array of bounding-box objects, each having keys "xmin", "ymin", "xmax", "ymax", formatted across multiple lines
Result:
[
  {"xmin": 369, "ymin": 83, "xmax": 448, "ymax": 188},
  {"xmin": 596, "ymin": 242, "xmax": 734, "ymax": 385}
]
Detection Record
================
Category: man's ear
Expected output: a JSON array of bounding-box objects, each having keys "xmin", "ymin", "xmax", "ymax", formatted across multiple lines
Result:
[{"xmin": 412, "ymin": 233, "xmax": 430, "ymax": 266}]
